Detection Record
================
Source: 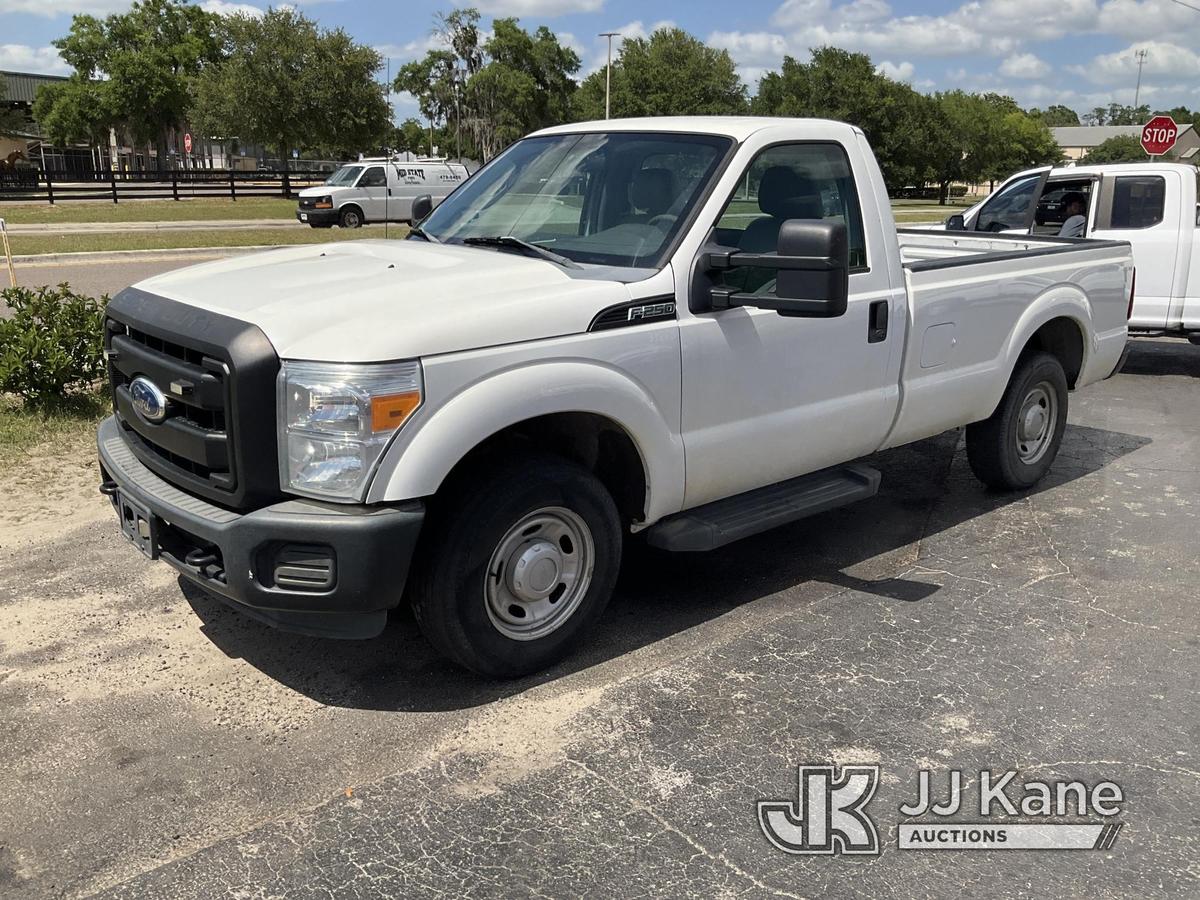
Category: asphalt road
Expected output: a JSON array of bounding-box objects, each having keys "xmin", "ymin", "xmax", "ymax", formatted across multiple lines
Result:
[
  {"xmin": 6, "ymin": 252, "xmax": 238, "ymax": 300},
  {"xmin": 0, "ymin": 339, "xmax": 1197, "ymax": 898}
]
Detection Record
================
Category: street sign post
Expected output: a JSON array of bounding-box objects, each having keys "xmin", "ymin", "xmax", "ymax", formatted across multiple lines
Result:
[{"xmin": 1141, "ymin": 116, "xmax": 1178, "ymax": 157}]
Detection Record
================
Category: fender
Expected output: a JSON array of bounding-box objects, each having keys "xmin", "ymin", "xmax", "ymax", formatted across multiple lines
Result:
[{"xmin": 366, "ymin": 360, "xmax": 685, "ymax": 523}]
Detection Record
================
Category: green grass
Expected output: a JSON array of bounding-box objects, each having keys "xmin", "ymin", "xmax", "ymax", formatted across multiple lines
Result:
[
  {"xmin": 0, "ymin": 196, "xmax": 300, "ymax": 225},
  {"xmin": 9, "ymin": 224, "xmax": 409, "ymax": 256},
  {"xmin": 0, "ymin": 391, "xmax": 107, "ymax": 462}
]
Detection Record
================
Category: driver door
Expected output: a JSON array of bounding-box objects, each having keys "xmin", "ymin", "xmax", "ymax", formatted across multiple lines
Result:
[
  {"xmin": 677, "ymin": 140, "xmax": 901, "ymax": 509},
  {"xmin": 356, "ymin": 165, "xmax": 388, "ymax": 222},
  {"xmin": 967, "ymin": 170, "xmax": 1050, "ymax": 233}
]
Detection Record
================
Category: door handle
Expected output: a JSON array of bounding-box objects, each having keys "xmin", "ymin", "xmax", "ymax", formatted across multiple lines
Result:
[{"xmin": 868, "ymin": 300, "xmax": 888, "ymax": 343}]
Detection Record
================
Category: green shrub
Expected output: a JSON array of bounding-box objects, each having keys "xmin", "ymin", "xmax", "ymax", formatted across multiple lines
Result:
[{"xmin": 0, "ymin": 284, "xmax": 108, "ymax": 407}]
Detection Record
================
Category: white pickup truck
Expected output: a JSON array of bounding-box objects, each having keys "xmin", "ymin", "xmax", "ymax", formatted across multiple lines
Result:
[
  {"xmin": 98, "ymin": 118, "xmax": 1132, "ymax": 677},
  {"xmin": 940, "ymin": 161, "xmax": 1199, "ymax": 342}
]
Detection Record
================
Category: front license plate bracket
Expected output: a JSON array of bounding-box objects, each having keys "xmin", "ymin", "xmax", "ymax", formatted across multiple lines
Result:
[{"xmin": 117, "ymin": 492, "xmax": 159, "ymax": 559}]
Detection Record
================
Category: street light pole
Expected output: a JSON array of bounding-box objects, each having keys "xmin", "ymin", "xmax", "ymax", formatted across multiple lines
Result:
[
  {"xmin": 1133, "ymin": 48, "xmax": 1148, "ymax": 109},
  {"xmin": 599, "ymin": 32, "xmax": 619, "ymax": 119}
]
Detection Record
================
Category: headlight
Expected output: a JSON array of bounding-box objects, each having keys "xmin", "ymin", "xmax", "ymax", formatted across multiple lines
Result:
[
  {"xmin": 314, "ymin": 196, "xmax": 333, "ymax": 209},
  {"xmin": 277, "ymin": 360, "xmax": 422, "ymax": 501}
]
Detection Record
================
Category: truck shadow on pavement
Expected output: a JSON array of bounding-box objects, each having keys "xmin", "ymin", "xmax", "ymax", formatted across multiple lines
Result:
[
  {"xmin": 1121, "ymin": 337, "xmax": 1200, "ymax": 378},
  {"xmin": 181, "ymin": 419, "xmax": 1149, "ymax": 712}
]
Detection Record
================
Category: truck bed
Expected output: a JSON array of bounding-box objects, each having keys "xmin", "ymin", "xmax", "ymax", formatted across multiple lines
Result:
[{"xmin": 882, "ymin": 229, "xmax": 1133, "ymax": 450}]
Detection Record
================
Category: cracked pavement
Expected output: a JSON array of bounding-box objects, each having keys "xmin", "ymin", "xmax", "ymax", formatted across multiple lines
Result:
[{"xmin": 0, "ymin": 338, "xmax": 1197, "ymax": 898}]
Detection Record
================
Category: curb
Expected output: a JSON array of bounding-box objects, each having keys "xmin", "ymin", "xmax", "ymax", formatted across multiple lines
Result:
[
  {"xmin": 5, "ymin": 218, "xmax": 302, "ymax": 235},
  {"xmin": 12, "ymin": 246, "xmax": 272, "ymax": 265}
]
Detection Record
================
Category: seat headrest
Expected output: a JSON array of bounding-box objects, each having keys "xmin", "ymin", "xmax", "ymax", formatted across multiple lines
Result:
[
  {"xmin": 631, "ymin": 167, "xmax": 674, "ymax": 217},
  {"xmin": 758, "ymin": 166, "xmax": 823, "ymax": 220}
]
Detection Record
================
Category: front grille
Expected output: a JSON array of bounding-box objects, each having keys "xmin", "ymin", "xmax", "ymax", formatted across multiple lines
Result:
[{"xmin": 105, "ymin": 288, "xmax": 282, "ymax": 510}]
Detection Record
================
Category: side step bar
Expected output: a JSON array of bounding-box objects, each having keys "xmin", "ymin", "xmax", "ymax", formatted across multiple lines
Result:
[{"xmin": 645, "ymin": 464, "xmax": 881, "ymax": 552}]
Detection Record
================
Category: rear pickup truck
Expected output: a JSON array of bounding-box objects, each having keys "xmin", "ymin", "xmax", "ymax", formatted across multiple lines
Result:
[
  {"xmin": 98, "ymin": 117, "xmax": 1132, "ymax": 677},
  {"xmin": 938, "ymin": 161, "xmax": 1198, "ymax": 342}
]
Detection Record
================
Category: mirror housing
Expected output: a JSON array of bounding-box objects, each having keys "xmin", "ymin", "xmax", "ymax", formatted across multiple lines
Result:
[
  {"xmin": 411, "ymin": 194, "xmax": 433, "ymax": 224},
  {"xmin": 945, "ymin": 213, "xmax": 966, "ymax": 231},
  {"xmin": 703, "ymin": 219, "xmax": 849, "ymax": 318}
]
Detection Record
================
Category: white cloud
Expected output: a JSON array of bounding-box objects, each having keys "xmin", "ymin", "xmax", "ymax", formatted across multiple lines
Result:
[
  {"xmin": 0, "ymin": 44, "xmax": 71, "ymax": 75},
  {"xmin": 1071, "ymin": 40, "xmax": 1200, "ymax": 85},
  {"xmin": 200, "ymin": 0, "xmax": 264, "ymax": 17},
  {"xmin": 0, "ymin": 0, "xmax": 130, "ymax": 14},
  {"xmin": 998, "ymin": 52, "xmax": 1051, "ymax": 79},
  {"xmin": 707, "ymin": 30, "xmax": 789, "ymax": 67},
  {"xmin": 474, "ymin": 0, "xmax": 603, "ymax": 16},
  {"xmin": 875, "ymin": 59, "xmax": 914, "ymax": 82}
]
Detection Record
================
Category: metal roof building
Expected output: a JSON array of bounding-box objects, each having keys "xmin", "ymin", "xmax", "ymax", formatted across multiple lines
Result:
[
  {"xmin": 1051, "ymin": 124, "xmax": 1200, "ymax": 161},
  {"xmin": 0, "ymin": 70, "xmax": 69, "ymax": 105}
]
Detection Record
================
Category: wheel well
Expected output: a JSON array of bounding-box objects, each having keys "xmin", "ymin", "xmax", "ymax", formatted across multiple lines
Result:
[
  {"xmin": 1023, "ymin": 317, "xmax": 1084, "ymax": 388},
  {"xmin": 439, "ymin": 413, "xmax": 648, "ymax": 525},
  {"xmin": 340, "ymin": 203, "xmax": 364, "ymax": 220}
]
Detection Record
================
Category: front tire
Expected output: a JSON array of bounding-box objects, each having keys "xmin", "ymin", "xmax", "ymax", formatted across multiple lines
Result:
[
  {"xmin": 339, "ymin": 206, "xmax": 363, "ymax": 229},
  {"xmin": 966, "ymin": 351, "xmax": 1068, "ymax": 490},
  {"xmin": 409, "ymin": 454, "xmax": 622, "ymax": 678}
]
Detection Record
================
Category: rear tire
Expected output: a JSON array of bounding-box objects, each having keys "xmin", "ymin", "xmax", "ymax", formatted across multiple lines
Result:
[
  {"xmin": 967, "ymin": 351, "xmax": 1068, "ymax": 490},
  {"xmin": 409, "ymin": 454, "xmax": 622, "ymax": 678}
]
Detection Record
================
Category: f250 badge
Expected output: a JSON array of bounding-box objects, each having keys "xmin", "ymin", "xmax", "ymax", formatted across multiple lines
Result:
[{"xmin": 627, "ymin": 301, "xmax": 675, "ymax": 321}]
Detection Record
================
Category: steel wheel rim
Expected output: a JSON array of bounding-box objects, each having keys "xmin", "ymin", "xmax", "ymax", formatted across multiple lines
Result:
[
  {"xmin": 484, "ymin": 506, "xmax": 594, "ymax": 641},
  {"xmin": 1015, "ymin": 381, "xmax": 1057, "ymax": 464},
  {"xmin": 344, "ymin": 210, "xmax": 360, "ymax": 227}
]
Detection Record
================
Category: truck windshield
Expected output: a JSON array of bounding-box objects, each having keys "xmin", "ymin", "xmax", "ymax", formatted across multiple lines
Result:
[
  {"xmin": 419, "ymin": 132, "xmax": 733, "ymax": 267},
  {"xmin": 326, "ymin": 166, "xmax": 364, "ymax": 187}
]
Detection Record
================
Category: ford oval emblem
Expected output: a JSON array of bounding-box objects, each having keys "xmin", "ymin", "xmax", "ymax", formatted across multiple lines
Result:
[{"xmin": 129, "ymin": 376, "xmax": 169, "ymax": 424}]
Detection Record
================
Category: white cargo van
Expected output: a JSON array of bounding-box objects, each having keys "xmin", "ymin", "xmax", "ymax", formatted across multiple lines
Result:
[{"xmin": 296, "ymin": 157, "xmax": 468, "ymax": 228}]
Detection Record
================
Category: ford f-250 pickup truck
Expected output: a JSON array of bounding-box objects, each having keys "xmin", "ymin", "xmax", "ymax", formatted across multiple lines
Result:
[{"xmin": 98, "ymin": 118, "xmax": 1133, "ymax": 677}]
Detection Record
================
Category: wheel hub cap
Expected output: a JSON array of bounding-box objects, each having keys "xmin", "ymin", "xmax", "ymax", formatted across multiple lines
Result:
[
  {"xmin": 1015, "ymin": 382, "xmax": 1058, "ymax": 464},
  {"xmin": 485, "ymin": 507, "xmax": 595, "ymax": 641}
]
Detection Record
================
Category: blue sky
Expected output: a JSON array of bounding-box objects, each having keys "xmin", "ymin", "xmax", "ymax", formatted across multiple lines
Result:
[{"xmin": 4, "ymin": 0, "xmax": 1200, "ymax": 122}]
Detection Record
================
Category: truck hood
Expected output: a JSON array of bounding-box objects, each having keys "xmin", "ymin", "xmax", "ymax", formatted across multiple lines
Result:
[
  {"xmin": 132, "ymin": 240, "xmax": 633, "ymax": 361},
  {"xmin": 297, "ymin": 184, "xmax": 349, "ymax": 198}
]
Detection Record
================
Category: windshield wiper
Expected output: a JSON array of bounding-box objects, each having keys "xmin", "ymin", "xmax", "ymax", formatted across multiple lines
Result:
[
  {"xmin": 462, "ymin": 235, "xmax": 580, "ymax": 269},
  {"xmin": 408, "ymin": 225, "xmax": 440, "ymax": 243}
]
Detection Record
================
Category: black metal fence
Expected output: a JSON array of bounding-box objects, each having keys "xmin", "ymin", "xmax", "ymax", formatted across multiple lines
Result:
[{"xmin": 0, "ymin": 169, "xmax": 328, "ymax": 203}]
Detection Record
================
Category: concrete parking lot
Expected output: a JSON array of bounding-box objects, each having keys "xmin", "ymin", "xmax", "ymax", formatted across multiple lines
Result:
[{"xmin": 0, "ymin": 338, "xmax": 1196, "ymax": 898}]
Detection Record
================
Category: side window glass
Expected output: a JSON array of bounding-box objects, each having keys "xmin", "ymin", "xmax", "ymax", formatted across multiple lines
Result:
[
  {"xmin": 974, "ymin": 175, "xmax": 1040, "ymax": 232},
  {"xmin": 712, "ymin": 143, "xmax": 867, "ymax": 293},
  {"xmin": 1111, "ymin": 176, "xmax": 1165, "ymax": 229},
  {"xmin": 359, "ymin": 167, "xmax": 386, "ymax": 188}
]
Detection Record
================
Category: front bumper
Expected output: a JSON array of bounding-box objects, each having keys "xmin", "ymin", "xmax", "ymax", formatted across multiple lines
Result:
[
  {"xmin": 296, "ymin": 207, "xmax": 338, "ymax": 225},
  {"xmin": 97, "ymin": 416, "xmax": 423, "ymax": 639}
]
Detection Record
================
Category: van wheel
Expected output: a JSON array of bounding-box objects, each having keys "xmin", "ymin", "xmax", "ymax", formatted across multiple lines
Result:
[
  {"xmin": 409, "ymin": 454, "xmax": 622, "ymax": 678},
  {"xmin": 966, "ymin": 351, "xmax": 1068, "ymax": 490},
  {"xmin": 339, "ymin": 206, "xmax": 363, "ymax": 229}
]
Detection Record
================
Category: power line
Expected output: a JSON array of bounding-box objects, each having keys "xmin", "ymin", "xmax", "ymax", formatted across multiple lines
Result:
[{"xmin": 1166, "ymin": 0, "xmax": 1200, "ymax": 13}]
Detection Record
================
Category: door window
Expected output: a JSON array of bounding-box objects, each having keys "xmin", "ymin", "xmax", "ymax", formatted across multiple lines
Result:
[
  {"xmin": 1111, "ymin": 176, "xmax": 1166, "ymax": 229},
  {"xmin": 358, "ymin": 167, "xmax": 387, "ymax": 188},
  {"xmin": 711, "ymin": 143, "xmax": 867, "ymax": 293},
  {"xmin": 973, "ymin": 174, "xmax": 1041, "ymax": 232}
]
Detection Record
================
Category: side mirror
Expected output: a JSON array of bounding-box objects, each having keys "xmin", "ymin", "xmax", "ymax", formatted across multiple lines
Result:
[
  {"xmin": 411, "ymin": 194, "xmax": 433, "ymax": 224},
  {"xmin": 945, "ymin": 213, "xmax": 966, "ymax": 231},
  {"xmin": 702, "ymin": 220, "xmax": 849, "ymax": 318}
]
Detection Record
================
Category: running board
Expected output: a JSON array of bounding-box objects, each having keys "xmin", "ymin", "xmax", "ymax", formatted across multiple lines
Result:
[{"xmin": 645, "ymin": 464, "xmax": 881, "ymax": 552}]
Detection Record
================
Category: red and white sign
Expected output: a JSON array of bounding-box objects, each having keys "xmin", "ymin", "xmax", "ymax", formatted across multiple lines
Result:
[
  {"xmin": 1140, "ymin": 116, "xmax": 1178, "ymax": 156},
  {"xmin": 183, "ymin": 133, "xmax": 193, "ymax": 154}
]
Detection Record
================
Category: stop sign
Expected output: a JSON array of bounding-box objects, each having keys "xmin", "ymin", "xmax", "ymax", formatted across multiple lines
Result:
[
  {"xmin": 183, "ymin": 132, "xmax": 193, "ymax": 154},
  {"xmin": 1141, "ymin": 116, "xmax": 1178, "ymax": 156}
]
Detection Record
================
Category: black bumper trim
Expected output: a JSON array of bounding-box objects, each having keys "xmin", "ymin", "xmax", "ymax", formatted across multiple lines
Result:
[
  {"xmin": 98, "ymin": 416, "xmax": 424, "ymax": 639},
  {"xmin": 296, "ymin": 208, "xmax": 338, "ymax": 225}
]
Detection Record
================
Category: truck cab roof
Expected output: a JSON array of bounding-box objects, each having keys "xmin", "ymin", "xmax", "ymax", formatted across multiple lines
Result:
[{"xmin": 533, "ymin": 116, "xmax": 865, "ymax": 142}]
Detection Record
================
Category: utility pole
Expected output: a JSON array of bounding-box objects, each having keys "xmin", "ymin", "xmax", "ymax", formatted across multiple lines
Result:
[
  {"xmin": 1133, "ymin": 48, "xmax": 1148, "ymax": 109},
  {"xmin": 599, "ymin": 32, "xmax": 620, "ymax": 119}
]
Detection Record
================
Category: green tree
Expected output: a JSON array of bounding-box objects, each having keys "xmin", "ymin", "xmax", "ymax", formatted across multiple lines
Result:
[
  {"xmin": 191, "ymin": 8, "xmax": 390, "ymax": 168},
  {"xmin": 49, "ymin": 0, "xmax": 221, "ymax": 170},
  {"xmin": 1085, "ymin": 134, "xmax": 1148, "ymax": 163},
  {"xmin": 574, "ymin": 28, "xmax": 746, "ymax": 120},
  {"xmin": 396, "ymin": 9, "xmax": 579, "ymax": 160},
  {"xmin": 753, "ymin": 47, "xmax": 936, "ymax": 191},
  {"xmin": 391, "ymin": 117, "xmax": 432, "ymax": 154},
  {"xmin": 1029, "ymin": 104, "xmax": 1080, "ymax": 127},
  {"xmin": 31, "ymin": 79, "xmax": 111, "ymax": 147}
]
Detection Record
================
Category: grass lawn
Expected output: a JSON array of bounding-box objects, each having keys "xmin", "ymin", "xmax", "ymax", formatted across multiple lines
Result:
[
  {"xmin": 0, "ymin": 392, "xmax": 107, "ymax": 462},
  {"xmin": 9, "ymin": 224, "xmax": 409, "ymax": 256},
  {"xmin": 0, "ymin": 196, "xmax": 299, "ymax": 225}
]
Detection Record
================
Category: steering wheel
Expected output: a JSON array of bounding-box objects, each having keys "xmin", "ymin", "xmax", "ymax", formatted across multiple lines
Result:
[{"xmin": 647, "ymin": 213, "xmax": 678, "ymax": 231}]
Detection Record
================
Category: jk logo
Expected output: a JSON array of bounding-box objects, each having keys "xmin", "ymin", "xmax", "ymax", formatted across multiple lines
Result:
[{"xmin": 758, "ymin": 765, "xmax": 881, "ymax": 855}]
